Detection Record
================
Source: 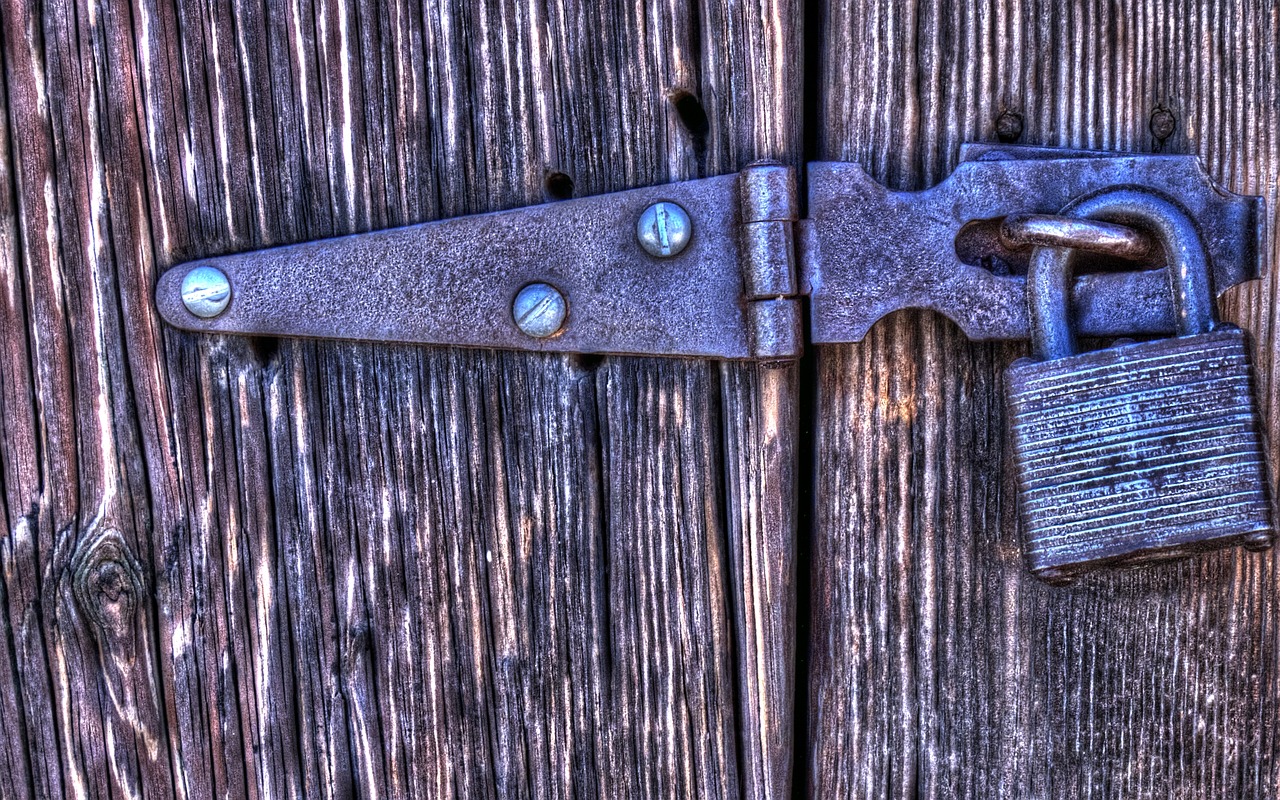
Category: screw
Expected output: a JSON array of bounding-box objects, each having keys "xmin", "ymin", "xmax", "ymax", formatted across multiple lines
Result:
[
  {"xmin": 995, "ymin": 111, "xmax": 1024, "ymax": 143},
  {"xmin": 1243, "ymin": 531, "xmax": 1274, "ymax": 552},
  {"xmin": 181, "ymin": 265, "xmax": 232, "ymax": 318},
  {"xmin": 637, "ymin": 201, "xmax": 692, "ymax": 257},
  {"xmin": 512, "ymin": 282, "xmax": 567, "ymax": 338},
  {"xmin": 1037, "ymin": 567, "xmax": 1075, "ymax": 587},
  {"xmin": 1150, "ymin": 108, "xmax": 1176, "ymax": 142}
]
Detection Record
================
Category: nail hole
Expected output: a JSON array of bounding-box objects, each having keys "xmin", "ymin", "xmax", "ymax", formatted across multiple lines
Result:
[
  {"xmin": 249, "ymin": 336, "xmax": 280, "ymax": 365},
  {"xmin": 669, "ymin": 90, "xmax": 710, "ymax": 137},
  {"xmin": 544, "ymin": 171, "xmax": 575, "ymax": 201},
  {"xmin": 571, "ymin": 353, "xmax": 606, "ymax": 373},
  {"xmin": 1150, "ymin": 107, "xmax": 1177, "ymax": 148},
  {"xmin": 995, "ymin": 111, "xmax": 1024, "ymax": 143}
]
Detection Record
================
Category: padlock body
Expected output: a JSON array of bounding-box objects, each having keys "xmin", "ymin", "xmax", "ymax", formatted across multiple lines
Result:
[{"xmin": 1006, "ymin": 327, "xmax": 1273, "ymax": 580}]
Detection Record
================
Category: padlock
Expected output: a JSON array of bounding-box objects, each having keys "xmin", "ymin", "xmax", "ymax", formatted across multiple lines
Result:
[{"xmin": 1005, "ymin": 189, "xmax": 1274, "ymax": 584}]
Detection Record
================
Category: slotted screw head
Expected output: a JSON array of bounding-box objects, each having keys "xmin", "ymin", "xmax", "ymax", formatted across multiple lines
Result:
[
  {"xmin": 637, "ymin": 201, "xmax": 692, "ymax": 257},
  {"xmin": 181, "ymin": 265, "xmax": 232, "ymax": 318},
  {"xmin": 1244, "ymin": 531, "xmax": 1274, "ymax": 551},
  {"xmin": 512, "ymin": 282, "xmax": 567, "ymax": 338}
]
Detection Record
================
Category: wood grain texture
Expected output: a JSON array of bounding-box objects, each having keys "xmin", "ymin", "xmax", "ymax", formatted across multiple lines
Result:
[
  {"xmin": 0, "ymin": 0, "xmax": 800, "ymax": 798},
  {"xmin": 808, "ymin": 1, "xmax": 1280, "ymax": 797}
]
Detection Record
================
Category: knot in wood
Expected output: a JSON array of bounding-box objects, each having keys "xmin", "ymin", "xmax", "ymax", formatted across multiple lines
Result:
[{"xmin": 72, "ymin": 528, "xmax": 145, "ymax": 638}]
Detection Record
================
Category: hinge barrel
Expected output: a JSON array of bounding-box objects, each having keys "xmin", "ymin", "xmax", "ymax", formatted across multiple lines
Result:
[{"xmin": 739, "ymin": 162, "xmax": 803, "ymax": 360}]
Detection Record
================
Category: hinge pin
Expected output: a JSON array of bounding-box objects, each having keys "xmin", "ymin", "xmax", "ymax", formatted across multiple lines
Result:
[{"xmin": 181, "ymin": 265, "xmax": 232, "ymax": 319}]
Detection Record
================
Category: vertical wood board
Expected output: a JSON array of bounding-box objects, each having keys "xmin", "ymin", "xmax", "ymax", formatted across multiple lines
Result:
[
  {"xmin": 808, "ymin": 2, "xmax": 1280, "ymax": 797},
  {"xmin": 0, "ymin": 1, "xmax": 801, "ymax": 798}
]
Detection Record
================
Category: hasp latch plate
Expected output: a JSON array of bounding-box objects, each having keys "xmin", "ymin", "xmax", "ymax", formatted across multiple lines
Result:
[
  {"xmin": 156, "ymin": 145, "xmax": 1265, "ymax": 360},
  {"xmin": 803, "ymin": 143, "xmax": 1264, "ymax": 344}
]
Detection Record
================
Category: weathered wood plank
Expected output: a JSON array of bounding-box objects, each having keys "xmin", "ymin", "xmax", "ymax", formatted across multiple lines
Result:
[
  {"xmin": 0, "ymin": 1, "xmax": 800, "ymax": 799},
  {"xmin": 723, "ymin": 361, "xmax": 799, "ymax": 800},
  {"xmin": 0, "ymin": 17, "xmax": 43, "ymax": 800},
  {"xmin": 2, "ymin": 2, "xmax": 177, "ymax": 798},
  {"xmin": 808, "ymin": 1, "xmax": 1280, "ymax": 797}
]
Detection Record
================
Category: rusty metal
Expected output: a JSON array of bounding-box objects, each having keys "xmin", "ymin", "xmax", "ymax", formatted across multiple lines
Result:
[
  {"xmin": 999, "ymin": 214, "xmax": 1154, "ymax": 261},
  {"xmin": 1006, "ymin": 189, "xmax": 1272, "ymax": 584},
  {"xmin": 1150, "ymin": 108, "xmax": 1178, "ymax": 142},
  {"xmin": 804, "ymin": 145, "xmax": 1264, "ymax": 344},
  {"xmin": 158, "ymin": 170, "xmax": 796, "ymax": 360},
  {"xmin": 157, "ymin": 144, "xmax": 1265, "ymax": 360},
  {"xmin": 512, "ymin": 282, "xmax": 568, "ymax": 338},
  {"xmin": 738, "ymin": 161, "xmax": 804, "ymax": 359},
  {"xmin": 995, "ymin": 111, "xmax": 1024, "ymax": 143}
]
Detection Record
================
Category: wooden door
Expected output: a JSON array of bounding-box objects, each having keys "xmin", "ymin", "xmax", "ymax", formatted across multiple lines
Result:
[
  {"xmin": 0, "ymin": 1, "xmax": 799, "ymax": 798},
  {"xmin": 806, "ymin": 3, "xmax": 1280, "ymax": 797},
  {"xmin": 0, "ymin": 2, "xmax": 1276, "ymax": 800}
]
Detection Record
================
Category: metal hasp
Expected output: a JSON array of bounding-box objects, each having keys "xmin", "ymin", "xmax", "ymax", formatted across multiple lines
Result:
[
  {"xmin": 156, "ymin": 163, "xmax": 804, "ymax": 361},
  {"xmin": 157, "ymin": 144, "xmax": 1265, "ymax": 356},
  {"xmin": 802, "ymin": 144, "xmax": 1265, "ymax": 343}
]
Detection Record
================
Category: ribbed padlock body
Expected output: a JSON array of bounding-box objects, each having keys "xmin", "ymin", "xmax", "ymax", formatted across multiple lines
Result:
[{"xmin": 1005, "ymin": 327, "xmax": 1272, "ymax": 578}]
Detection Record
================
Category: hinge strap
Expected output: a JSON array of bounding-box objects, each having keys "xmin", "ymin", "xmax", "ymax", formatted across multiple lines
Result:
[
  {"xmin": 157, "ymin": 173, "xmax": 777, "ymax": 360},
  {"xmin": 155, "ymin": 145, "xmax": 1265, "ymax": 360}
]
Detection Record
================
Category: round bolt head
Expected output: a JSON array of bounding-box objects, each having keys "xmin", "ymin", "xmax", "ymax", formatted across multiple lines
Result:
[
  {"xmin": 1243, "ymin": 531, "xmax": 1274, "ymax": 552},
  {"xmin": 637, "ymin": 201, "xmax": 692, "ymax": 257},
  {"xmin": 181, "ymin": 265, "xmax": 232, "ymax": 318},
  {"xmin": 1036, "ymin": 568, "xmax": 1075, "ymax": 587},
  {"xmin": 512, "ymin": 282, "xmax": 567, "ymax": 338}
]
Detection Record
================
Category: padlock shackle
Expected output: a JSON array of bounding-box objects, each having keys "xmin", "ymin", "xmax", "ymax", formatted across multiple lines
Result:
[{"xmin": 1029, "ymin": 190, "xmax": 1216, "ymax": 360}]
